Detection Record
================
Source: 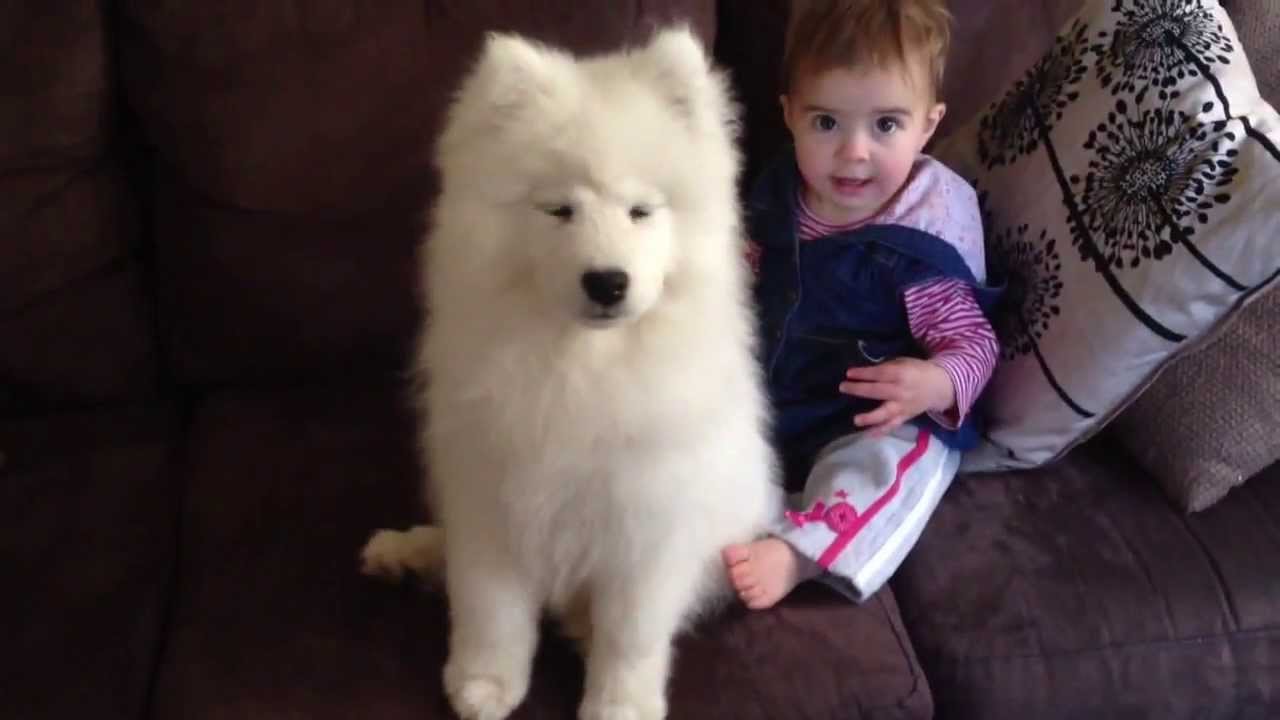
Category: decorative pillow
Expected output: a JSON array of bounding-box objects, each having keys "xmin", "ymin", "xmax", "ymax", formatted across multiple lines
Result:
[
  {"xmin": 1110, "ymin": 286, "xmax": 1279, "ymax": 511},
  {"xmin": 933, "ymin": 0, "xmax": 1280, "ymax": 471}
]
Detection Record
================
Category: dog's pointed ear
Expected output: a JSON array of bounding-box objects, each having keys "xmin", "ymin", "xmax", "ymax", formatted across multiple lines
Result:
[
  {"xmin": 469, "ymin": 32, "xmax": 566, "ymax": 114},
  {"xmin": 437, "ymin": 32, "xmax": 580, "ymax": 163},
  {"xmin": 641, "ymin": 24, "xmax": 711, "ymax": 86},
  {"xmin": 638, "ymin": 25, "xmax": 739, "ymax": 136}
]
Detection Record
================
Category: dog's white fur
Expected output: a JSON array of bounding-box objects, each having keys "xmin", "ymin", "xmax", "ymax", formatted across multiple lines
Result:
[{"xmin": 361, "ymin": 26, "xmax": 779, "ymax": 720}]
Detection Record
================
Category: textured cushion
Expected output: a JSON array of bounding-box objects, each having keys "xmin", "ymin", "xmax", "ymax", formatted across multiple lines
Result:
[
  {"xmin": 149, "ymin": 385, "xmax": 934, "ymax": 720},
  {"xmin": 118, "ymin": 1, "xmax": 716, "ymax": 387},
  {"xmin": 1112, "ymin": 286, "xmax": 1280, "ymax": 511},
  {"xmin": 0, "ymin": 1, "xmax": 156, "ymax": 412},
  {"xmin": 893, "ymin": 440, "xmax": 1280, "ymax": 719},
  {"xmin": 1106, "ymin": 3, "xmax": 1280, "ymax": 512},
  {"xmin": 0, "ymin": 406, "xmax": 178, "ymax": 719},
  {"xmin": 933, "ymin": 0, "xmax": 1280, "ymax": 471},
  {"xmin": 1223, "ymin": 0, "xmax": 1280, "ymax": 99}
]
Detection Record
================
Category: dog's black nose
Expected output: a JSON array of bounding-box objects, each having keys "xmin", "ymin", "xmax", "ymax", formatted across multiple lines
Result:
[{"xmin": 581, "ymin": 269, "xmax": 629, "ymax": 307}]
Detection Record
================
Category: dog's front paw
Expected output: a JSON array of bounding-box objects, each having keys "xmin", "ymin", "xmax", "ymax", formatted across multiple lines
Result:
[
  {"xmin": 359, "ymin": 529, "xmax": 410, "ymax": 580},
  {"xmin": 359, "ymin": 525, "xmax": 444, "ymax": 581},
  {"xmin": 579, "ymin": 648, "xmax": 669, "ymax": 720},
  {"xmin": 444, "ymin": 661, "xmax": 527, "ymax": 720},
  {"xmin": 578, "ymin": 693, "xmax": 667, "ymax": 720}
]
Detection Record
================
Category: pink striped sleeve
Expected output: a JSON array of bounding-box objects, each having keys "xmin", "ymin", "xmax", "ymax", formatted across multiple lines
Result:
[{"xmin": 903, "ymin": 278, "xmax": 999, "ymax": 429}]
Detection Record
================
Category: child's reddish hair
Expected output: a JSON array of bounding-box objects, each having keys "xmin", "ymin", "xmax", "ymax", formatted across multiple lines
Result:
[{"xmin": 782, "ymin": 0, "xmax": 952, "ymax": 97}]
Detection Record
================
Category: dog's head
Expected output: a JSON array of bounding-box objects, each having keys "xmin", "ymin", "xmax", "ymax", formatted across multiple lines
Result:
[{"xmin": 431, "ymin": 26, "xmax": 742, "ymax": 329}]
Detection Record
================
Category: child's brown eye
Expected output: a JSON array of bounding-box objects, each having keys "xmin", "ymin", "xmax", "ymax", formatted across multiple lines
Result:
[
  {"xmin": 814, "ymin": 114, "xmax": 838, "ymax": 131},
  {"xmin": 876, "ymin": 117, "xmax": 901, "ymax": 134}
]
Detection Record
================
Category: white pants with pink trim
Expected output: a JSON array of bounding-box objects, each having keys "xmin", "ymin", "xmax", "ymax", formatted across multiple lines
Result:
[{"xmin": 772, "ymin": 424, "xmax": 960, "ymax": 602}]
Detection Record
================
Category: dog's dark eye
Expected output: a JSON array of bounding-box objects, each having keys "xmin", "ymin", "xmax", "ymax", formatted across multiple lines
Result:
[
  {"xmin": 629, "ymin": 205, "xmax": 651, "ymax": 221},
  {"xmin": 546, "ymin": 205, "xmax": 574, "ymax": 221}
]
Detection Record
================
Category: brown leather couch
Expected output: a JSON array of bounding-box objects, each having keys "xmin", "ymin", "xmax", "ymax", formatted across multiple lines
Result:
[{"xmin": 4, "ymin": 1, "xmax": 1276, "ymax": 718}]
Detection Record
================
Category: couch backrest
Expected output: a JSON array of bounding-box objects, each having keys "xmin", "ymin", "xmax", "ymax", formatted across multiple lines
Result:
[
  {"xmin": 11, "ymin": 1, "xmax": 1272, "ymax": 403},
  {"xmin": 0, "ymin": 2, "xmax": 158, "ymax": 415},
  {"xmin": 117, "ymin": 0, "xmax": 716, "ymax": 388}
]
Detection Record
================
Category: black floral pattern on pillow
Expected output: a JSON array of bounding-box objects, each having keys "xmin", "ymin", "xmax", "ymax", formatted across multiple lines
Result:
[
  {"xmin": 994, "ymin": 226, "xmax": 1091, "ymax": 418},
  {"xmin": 1093, "ymin": 0, "xmax": 1234, "ymax": 105},
  {"xmin": 979, "ymin": 190, "xmax": 1092, "ymax": 418},
  {"xmin": 975, "ymin": 8, "xmax": 1192, "ymax": 344},
  {"xmin": 993, "ymin": 225, "xmax": 1063, "ymax": 363},
  {"xmin": 978, "ymin": 19, "xmax": 1091, "ymax": 169},
  {"xmin": 1070, "ymin": 98, "xmax": 1245, "ymax": 289}
]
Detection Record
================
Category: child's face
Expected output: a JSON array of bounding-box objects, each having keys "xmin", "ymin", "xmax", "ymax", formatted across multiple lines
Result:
[{"xmin": 782, "ymin": 59, "xmax": 945, "ymax": 226}]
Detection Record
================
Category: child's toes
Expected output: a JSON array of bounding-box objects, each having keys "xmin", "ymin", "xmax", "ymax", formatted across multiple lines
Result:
[
  {"xmin": 722, "ymin": 544, "xmax": 751, "ymax": 567},
  {"xmin": 729, "ymin": 565, "xmax": 757, "ymax": 591}
]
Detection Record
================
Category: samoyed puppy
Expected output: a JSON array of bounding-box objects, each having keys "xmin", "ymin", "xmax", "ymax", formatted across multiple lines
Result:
[{"xmin": 360, "ymin": 26, "xmax": 779, "ymax": 720}]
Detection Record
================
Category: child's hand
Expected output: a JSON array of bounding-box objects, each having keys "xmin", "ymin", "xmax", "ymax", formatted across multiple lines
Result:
[{"xmin": 839, "ymin": 358, "xmax": 955, "ymax": 436}]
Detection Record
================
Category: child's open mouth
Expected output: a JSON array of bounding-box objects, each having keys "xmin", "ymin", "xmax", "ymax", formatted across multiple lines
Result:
[{"xmin": 832, "ymin": 177, "xmax": 872, "ymax": 194}]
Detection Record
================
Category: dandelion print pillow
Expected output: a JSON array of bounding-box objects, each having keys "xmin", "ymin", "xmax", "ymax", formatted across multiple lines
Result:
[{"xmin": 934, "ymin": 0, "xmax": 1280, "ymax": 472}]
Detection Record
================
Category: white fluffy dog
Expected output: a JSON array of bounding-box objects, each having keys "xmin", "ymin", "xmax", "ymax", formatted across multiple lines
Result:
[{"xmin": 361, "ymin": 26, "xmax": 779, "ymax": 720}]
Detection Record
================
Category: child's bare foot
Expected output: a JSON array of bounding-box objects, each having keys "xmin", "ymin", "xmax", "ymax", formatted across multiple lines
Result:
[{"xmin": 722, "ymin": 538, "xmax": 820, "ymax": 609}]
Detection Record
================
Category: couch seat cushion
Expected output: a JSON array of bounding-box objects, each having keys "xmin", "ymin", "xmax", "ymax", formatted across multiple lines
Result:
[
  {"xmin": 0, "ymin": 405, "xmax": 178, "ymax": 718},
  {"xmin": 892, "ymin": 440, "xmax": 1280, "ymax": 719},
  {"xmin": 149, "ymin": 384, "xmax": 934, "ymax": 719}
]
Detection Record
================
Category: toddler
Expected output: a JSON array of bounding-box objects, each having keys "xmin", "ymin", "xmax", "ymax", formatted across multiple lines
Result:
[{"xmin": 723, "ymin": 0, "xmax": 1003, "ymax": 607}]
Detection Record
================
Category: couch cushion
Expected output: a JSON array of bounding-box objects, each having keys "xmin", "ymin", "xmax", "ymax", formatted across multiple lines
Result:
[
  {"xmin": 0, "ymin": 1, "xmax": 156, "ymax": 413},
  {"xmin": 118, "ymin": 1, "xmax": 716, "ymax": 387},
  {"xmin": 1222, "ymin": 0, "xmax": 1280, "ymax": 100},
  {"xmin": 0, "ymin": 405, "xmax": 178, "ymax": 718},
  {"xmin": 149, "ymin": 385, "xmax": 933, "ymax": 719},
  {"xmin": 1111, "ymin": 286, "xmax": 1280, "ymax": 511},
  {"xmin": 892, "ymin": 440, "xmax": 1280, "ymax": 719}
]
